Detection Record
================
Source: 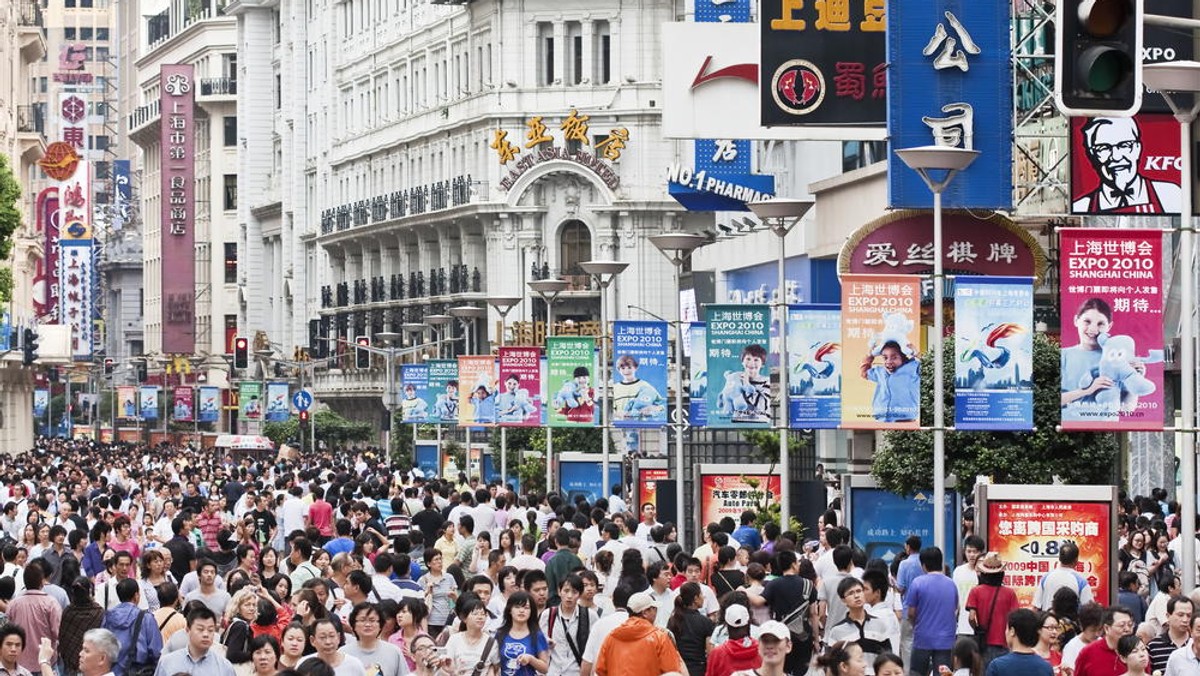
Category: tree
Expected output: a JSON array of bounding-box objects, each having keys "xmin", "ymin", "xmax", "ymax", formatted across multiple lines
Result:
[
  {"xmin": 0, "ymin": 154, "xmax": 22, "ymax": 304},
  {"xmin": 871, "ymin": 332, "xmax": 1120, "ymax": 495},
  {"xmin": 262, "ymin": 409, "xmax": 373, "ymax": 450}
]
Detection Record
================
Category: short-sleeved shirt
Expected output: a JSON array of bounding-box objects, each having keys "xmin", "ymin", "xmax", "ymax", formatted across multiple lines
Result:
[
  {"xmin": 1073, "ymin": 637, "xmax": 1124, "ymax": 676},
  {"xmin": 965, "ymin": 584, "xmax": 1020, "ymax": 648},
  {"xmin": 761, "ymin": 574, "xmax": 817, "ymax": 636},
  {"xmin": 985, "ymin": 651, "xmax": 1053, "ymax": 676},
  {"xmin": 904, "ymin": 572, "xmax": 958, "ymax": 651},
  {"xmin": 444, "ymin": 632, "xmax": 500, "ymax": 676},
  {"xmin": 497, "ymin": 631, "xmax": 548, "ymax": 676}
]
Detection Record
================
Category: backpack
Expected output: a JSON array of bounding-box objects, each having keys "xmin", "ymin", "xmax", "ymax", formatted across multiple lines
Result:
[
  {"xmin": 777, "ymin": 577, "xmax": 814, "ymax": 641},
  {"xmin": 547, "ymin": 605, "xmax": 591, "ymax": 665}
]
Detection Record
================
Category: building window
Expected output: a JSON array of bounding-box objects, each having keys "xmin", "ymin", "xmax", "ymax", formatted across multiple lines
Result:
[
  {"xmin": 64, "ymin": 27, "xmax": 76, "ymax": 40},
  {"xmin": 538, "ymin": 23, "xmax": 555, "ymax": 85},
  {"xmin": 566, "ymin": 23, "xmax": 582, "ymax": 85},
  {"xmin": 96, "ymin": 47, "xmax": 109, "ymax": 61},
  {"xmin": 223, "ymin": 174, "xmax": 237, "ymax": 210},
  {"xmin": 224, "ymin": 242, "xmax": 238, "ymax": 283},
  {"xmin": 223, "ymin": 116, "xmax": 237, "ymax": 146},
  {"xmin": 558, "ymin": 220, "xmax": 592, "ymax": 278},
  {"xmin": 595, "ymin": 22, "xmax": 612, "ymax": 84},
  {"xmin": 38, "ymin": 77, "xmax": 47, "ymax": 93},
  {"xmin": 275, "ymin": 74, "xmax": 282, "ymax": 109},
  {"xmin": 81, "ymin": 27, "xmax": 93, "ymax": 40},
  {"xmin": 88, "ymin": 135, "xmax": 110, "ymax": 150},
  {"xmin": 97, "ymin": 28, "xmax": 109, "ymax": 40}
]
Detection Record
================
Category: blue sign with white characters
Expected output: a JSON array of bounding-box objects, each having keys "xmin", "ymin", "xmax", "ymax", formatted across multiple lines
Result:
[
  {"xmin": 848, "ymin": 484, "xmax": 959, "ymax": 569},
  {"xmin": 888, "ymin": 0, "xmax": 1012, "ymax": 209}
]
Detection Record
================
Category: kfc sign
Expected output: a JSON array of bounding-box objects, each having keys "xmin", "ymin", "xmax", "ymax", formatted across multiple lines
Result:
[{"xmin": 1070, "ymin": 114, "xmax": 1184, "ymax": 216}]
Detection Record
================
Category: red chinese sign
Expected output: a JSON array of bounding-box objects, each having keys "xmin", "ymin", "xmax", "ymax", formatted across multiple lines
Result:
[
  {"xmin": 698, "ymin": 473, "xmax": 782, "ymax": 528},
  {"xmin": 160, "ymin": 64, "xmax": 196, "ymax": 354}
]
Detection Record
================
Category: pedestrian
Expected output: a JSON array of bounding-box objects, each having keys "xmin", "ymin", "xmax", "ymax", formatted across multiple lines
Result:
[
  {"xmin": 905, "ymin": 547, "xmax": 958, "ymax": 676},
  {"xmin": 1074, "ymin": 606, "xmax": 1135, "ymax": 676},
  {"xmin": 984, "ymin": 609, "xmax": 1051, "ymax": 676},
  {"xmin": 965, "ymin": 552, "xmax": 1019, "ymax": 666}
]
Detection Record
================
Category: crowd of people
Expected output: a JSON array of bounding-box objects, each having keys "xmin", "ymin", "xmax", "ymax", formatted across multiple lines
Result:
[{"xmin": 0, "ymin": 438, "xmax": 1192, "ymax": 676}]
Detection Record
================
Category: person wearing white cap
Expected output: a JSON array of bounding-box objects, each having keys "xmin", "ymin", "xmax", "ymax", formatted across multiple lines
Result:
[
  {"xmin": 729, "ymin": 622, "xmax": 791, "ymax": 676},
  {"xmin": 706, "ymin": 605, "xmax": 761, "ymax": 676},
  {"xmin": 594, "ymin": 590, "xmax": 685, "ymax": 676}
]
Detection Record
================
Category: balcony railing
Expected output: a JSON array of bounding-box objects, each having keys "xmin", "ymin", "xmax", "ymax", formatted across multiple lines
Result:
[
  {"xmin": 200, "ymin": 77, "xmax": 237, "ymax": 96},
  {"xmin": 17, "ymin": 2, "xmax": 43, "ymax": 27},
  {"xmin": 16, "ymin": 105, "xmax": 43, "ymax": 134},
  {"xmin": 128, "ymin": 100, "xmax": 160, "ymax": 132}
]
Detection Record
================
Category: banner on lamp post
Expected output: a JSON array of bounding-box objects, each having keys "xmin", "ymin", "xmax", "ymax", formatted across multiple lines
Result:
[
  {"xmin": 400, "ymin": 364, "xmax": 430, "ymax": 424},
  {"xmin": 497, "ymin": 347, "xmax": 542, "ymax": 426},
  {"xmin": 457, "ymin": 356, "xmax": 497, "ymax": 426},
  {"xmin": 547, "ymin": 337, "xmax": 598, "ymax": 428},
  {"xmin": 840, "ymin": 274, "xmax": 921, "ymax": 430},
  {"xmin": 953, "ymin": 277, "xmax": 1034, "ymax": 430},
  {"xmin": 427, "ymin": 360, "xmax": 459, "ymax": 425},
  {"xmin": 173, "ymin": 386, "xmax": 194, "ymax": 421},
  {"xmin": 265, "ymin": 382, "xmax": 290, "ymax": 423},
  {"xmin": 787, "ymin": 305, "xmax": 842, "ymax": 428},
  {"xmin": 703, "ymin": 305, "xmax": 772, "ymax": 428},
  {"xmin": 197, "ymin": 387, "xmax": 220, "ymax": 423},
  {"xmin": 612, "ymin": 321, "xmax": 669, "ymax": 428}
]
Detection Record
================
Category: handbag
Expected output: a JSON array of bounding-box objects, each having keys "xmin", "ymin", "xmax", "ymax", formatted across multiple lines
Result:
[
  {"xmin": 471, "ymin": 636, "xmax": 496, "ymax": 676},
  {"xmin": 972, "ymin": 585, "xmax": 1001, "ymax": 648}
]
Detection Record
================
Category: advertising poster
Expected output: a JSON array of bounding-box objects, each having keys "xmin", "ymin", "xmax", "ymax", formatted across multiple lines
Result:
[
  {"xmin": 173, "ymin": 386, "xmax": 194, "ymax": 422},
  {"xmin": 457, "ymin": 356, "xmax": 497, "ymax": 426},
  {"xmin": 638, "ymin": 467, "xmax": 671, "ymax": 508},
  {"xmin": 1070, "ymin": 114, "xmax": 1181, "ymax": 216},
  {"xmin": 265, "ymin": 382, "xmax": 290, "ymax": 423},
  {"xmin": 117, "ymin": 386, "xmax": 138, "ymax": 420},
  {"xmin": 689, "ymin": 323, "xmax": 707, "ymax": 427},
  {"xmin": 1059, "ymin": 229, "xmax": 1164, "ymax": 430},
  {"xmin": 559, "ymin": 459, "xmax": 620, "ymax": 505},
  {"xmin": 414, "ymin": 441, "xmax": 439, "ymax": 478},
  {"xmin": 841, "ymin": 274, "xmax": 921, "ymax": 429},
  {"xmin": 497, "ymin": 347, "xmax": 542, "ymax": 426},
  {"xmin": 704, "ymin": 304, "xmax": 772, "ymax": 428},
  {"xmin": 400, "ymin": 364, "xmax": 431, "ymax": 423},
  {"xmin": 987, "ymin": 499, "xmax": 1112, "ymax": 607},
  {"xmin": 139, "ymin": 386, "xmax": 159, "ymax": 421},
  {"xmin": 197, "ymin": 387, "xmax": 220, "ymax": 423},
  {"xmin": 847, "ymin": 481, "xmax": 958, "ymax": 569},
  {"xmin": 698, "ymin": 473, "xmax": 782, "ymax": 527},
  {"xmin": 427, "ymin": 360, "xmax": 459, "ymax": 425},
  {"xmin": 547, "ymin": 337, "xmax": 597, "ymax": 427},
  {"xmin": 33, "ymin": 389, "xmax": 48, "ymax": 418},
  {"xmin": 954, "ymin": 277, "xmax": 1034, "ymax": 430},
  {"xmin": 787, "ymin": 305, "xmax": 841, "ymax": 428},
  {"xmin": 612, "ymin": 321, "xmax": 669, "ymax": 428},
  {"xmin": 239, "ymin": 382, "xmax": 262, "ymax": 420}
]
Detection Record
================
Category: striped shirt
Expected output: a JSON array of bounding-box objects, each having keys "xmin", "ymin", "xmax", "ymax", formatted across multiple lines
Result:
[{"xmin": 826, "ymin": 611, "xmax": 895, "ymax": 675}]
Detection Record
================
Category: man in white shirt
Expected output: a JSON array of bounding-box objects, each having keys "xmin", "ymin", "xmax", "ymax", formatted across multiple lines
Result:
[
  {"xmin": 509, "ymin": 534, "xmax": 547, "ymax": 572},
  {"xmin": 607, "ymin": 487, "xmax": 627, "ymax": 516},
  {"xmin": 634, "ymin": 503, "xmax": 660, "ymax": 542},
  {"xmin": 447, "ymin": 493, "xmax": 473, "ymax": 528},
  {"xmin": 646, "ymin": 562, "xmax": 676, "ymax": 628},
  {"xmin": 540, "ymin": 574, "xmax": 599, "ymax": 676},
  {"xmin": 369, "ymin": 554, "xmax": 406, "ymax": 602},
  {"xmin": 579, "ymin": 509, "xmax": 605, "ymax": 560},
  {"xmin": 471, "ymin": 489, "xmax": 496, "ymax": 537},
  {"xmin": 278, "ymin": 486, "xmax": 307, "ymax": 539},
  {"xmin": 1032, "ymin": 543, "xmax": 1094, "ymax": 610},
  {"xmin": 952, "ymin": 536, "xmax": 983, "ymax": 638},
  {"xmin": 153, "ymin": 501, "xmax": 179, "ymax": 544},
  {"xmin": 579, "ymin": 586, "xmax": 633, "ymax": 676}
]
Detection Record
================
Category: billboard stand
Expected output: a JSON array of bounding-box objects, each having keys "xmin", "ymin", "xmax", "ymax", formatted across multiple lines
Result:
[
  {"xmin": 693, "ymin": 463, "xmax": 781, "ymax": 545},
  {"xmin": 842, "ymin": 474, "xmax": 959, "ymax": 569}
]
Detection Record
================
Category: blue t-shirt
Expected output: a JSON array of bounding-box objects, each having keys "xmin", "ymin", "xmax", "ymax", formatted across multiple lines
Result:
[
  {"xmin": 866, "ymin": 359, "xmax": 920, "ymax": 422},
  {"xmin": 985, "ymin": 651, "xmax": 1053, "ymax": 676},
  {"xmin": 904, "ymin": 572, "xmax": 958, "ymax": 650},
  {"xmin": 498, "ymin": 631, "xmax": 548, "ymax": 676}
]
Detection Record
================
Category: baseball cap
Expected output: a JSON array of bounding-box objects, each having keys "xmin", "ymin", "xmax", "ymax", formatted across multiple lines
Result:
[
  {"xmin": 724, "ymin": 604, "xmax": 750, "ymax": 628},
  {"xmin": 627, "ymin": 592, "xmax": 657, "ymax": 614},
  {"xmin": 759, "ymin": 621, "xmax": 791, "ymax": 641}
]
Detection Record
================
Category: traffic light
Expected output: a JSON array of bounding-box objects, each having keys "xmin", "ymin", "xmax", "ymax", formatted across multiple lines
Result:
[
  {"xmin": 299, "ymin": 409, "xmax": 310, "ymax": 423},
  {"xmin": 355, "ymin": 336, "xmax": 371, "ymax": 369},
  {"xmin": 22, "ymin": 328, "xmax": 38, "ymax": 366},
  {"xmin": 136, "ymin": 362, "xmax": 148, "ymax": 382},
  {"xmin": 1055, "ymin": 0, "xmax": 1144, "ymax": 116},
  {"xmin": 103, "ymin": 358, "xmax": 114, "ymax": 377},
  {"xmin": 233, "ymin": 336, "xmax": 248, "ymax": 369}
]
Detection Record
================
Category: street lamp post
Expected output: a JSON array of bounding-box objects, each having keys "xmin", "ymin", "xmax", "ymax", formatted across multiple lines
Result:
[
  {"xmin": 894, "ymin": 145, "xmax": 981, "ymax": 557},
  {"xmin": 450, "ymin": 305, "xmax": 488, "ymax": 480},
  {"xmin": 748, "ymin": 198, "xmax": 815, "ymax": 533},
  {"xmin": 1145, "ymin": 61, "xmax": 1200, "ymax": 590},
  {"xmin": 649, "ymin": 233, "xmax": 706, "ymax": 552},
  {"xmin": 377, "ymin": 332, "xmax": 401, "ymax": 459},
  {"xmin": 580, "ymin": 261, "xmax": 629, "ymax": 503},
  {"xmin": 488, "ymin": 296, "xmax": 524, "ymax": 489},
  {"xmin": 529, "ymin": 278, "xmax": 570, "ymax": 494}
]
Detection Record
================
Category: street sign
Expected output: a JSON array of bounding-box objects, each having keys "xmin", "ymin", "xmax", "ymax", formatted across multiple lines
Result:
[
  {"xmin": 382, "ymin": 391, "xmax": 400, "ymax": 410},
  {"xmin": 292, "ymin": 390, "xmax": 313, "ymax": 411}
]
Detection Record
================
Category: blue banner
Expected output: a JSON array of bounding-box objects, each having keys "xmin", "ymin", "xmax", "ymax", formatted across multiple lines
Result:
[
  {"xmin": 197, "ymin": 386, "xmax": 220, "ymax": 423},
  {"xmin": 612, "ymin": 321, "xmax": 669, "ymax": 428},
  {"xmin": 558, "ymin": 460, "xmax": 620, "ymax": 505},
  {"xmin": 400, "ymin": 364, "xmax": 431, "ymax": 423},
  {"xmin": 704, "ymin": 305, "xmax": 772, "ymax": 428},
  {"xmin": 787, "ymin": 305, "xmax": 842, "ymax": 428},
  {"xmin": 139, "ymin": 386, "xmax": 159, "ymax": 421},
  {"xmin": 426, "ymin": 360, "xmax": 458, "ymax": 425},
  {"xmin": 33, "ymin": 389, "xmax": 48, "ymax": 418},
  {"xmin": 265, "ymin": 382, "xmax": 290, "ymax": 422},
  {"xmin": 688, "ymin": 323, "xmax": 708, "ymax": 427},
  {"xmin": 954, "ymin": 277, "xmax": 1034, "ymax": 430},
  {"xmin": 113, "ymin": 160, "xmax": 131, "ymax": 230},
  {"xmin": 849, "ymin": 485, "xmax": 958, "ymax": 571},
  {"xmin": 414, "ymin": 441, "xmax": 439, "ymax": 478},
  {"xmin": 887, "ymin": 0, "xmax": 1013, "ymax": 209}
]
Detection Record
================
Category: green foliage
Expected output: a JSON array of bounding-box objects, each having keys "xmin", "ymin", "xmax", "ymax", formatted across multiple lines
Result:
[
  {"xmin": 529, "ymin": 427, "xmax": 603, "ymax": 455},
  {"xmin": 516, "ymin": 455, "xmax": 547, "ymax": 493},
  {"xmin": 262, "ymin": 409, "xmax": 373, "ymax": 450},
  {"xmin": 871, "ymin": 333, "xmax": 1120, "ymax": 495},
  {"xmin": 0, "ymin": 154, "xmax": 20, "ymax": 262},
  {"xmin": 741, "ymin": 429, "xmax": 811, "ymax": 465}
]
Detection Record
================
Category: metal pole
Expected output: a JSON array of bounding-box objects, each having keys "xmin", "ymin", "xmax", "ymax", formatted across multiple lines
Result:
[
  {"xmin": 465, "ymin": 320, "xmax": 472, "ymax": 483},
  {"xmin": 498, "ymin": 314, "xmax": 508, "ymax": 489},
  {"xmin": 600, "ymin": 281, "xmax": 611, "ymax": 500},
  {"xmin": 672, "ymin": 261, "xmax": 687, "ymax": 551},
  {"xmin": 933, "ymin": 187, "xmax": 947, "ymax": 556},
  {"xmin": 546, "ymin": 301, "xmax": 555, "ymax": 495},
  {"xmin": 1180, "ymin": 111, "xmax": 1197, "ymax": 591},
  {"xmin": 776, "ymin": 226, "xmax": 790, "ymax": 531},
  {"xmin": 385, "ymin": 348, "xmax": 395, "ymax": 459}
]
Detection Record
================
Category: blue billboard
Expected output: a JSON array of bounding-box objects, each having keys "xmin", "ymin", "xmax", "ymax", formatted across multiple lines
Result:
[
  {"xmin": 558, "ymin": 458, "xmax": 620, "ymax": 505},
  {"xmin": 848, "ymin": 483, "xmax": 959, "ymax": 568}
]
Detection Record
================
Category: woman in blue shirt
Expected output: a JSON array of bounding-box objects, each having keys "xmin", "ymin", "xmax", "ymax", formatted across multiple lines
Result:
[{"xmin": 495, "ymin": 591, "xmax": 548, "ymax": 676}]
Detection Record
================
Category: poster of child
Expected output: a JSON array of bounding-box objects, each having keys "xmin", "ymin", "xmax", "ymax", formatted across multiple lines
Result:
[
  {"xmin": 427, "ymin": 360, "xmax": 459, "ymax": 425},
  {"xmin": 457, "ymin": 356, "xmax": 496, "ymax": 426},
  {"xmin": 497, "ymin": 347, "xmax": 541, "ymax": 426},
  {"xmin": 704, "ymin": 305, "xmax": 772, "ymax": 428},
  {"xmin": 611, "ymin": 321, "xmax": 669, "ymax": 428},
  {"xmin": 546, "ymin": 337, "xmax": 598, "ymax": 427},
  {"xmin": 841, "ymin": 274, "xmax": 921, "ymax": 430}
]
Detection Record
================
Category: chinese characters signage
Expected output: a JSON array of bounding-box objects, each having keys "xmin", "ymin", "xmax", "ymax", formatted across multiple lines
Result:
[
  {"xmin": 547, "ymin": 337, "xmax": 597, "ymax": 428},
  {"xmin": 497, "ymin": 347, "xmax": 542, "ymax": 427},
  {"xmin": 612, "ymin": 321, "xmax": 669, "ymax": 429},
  {"xmin": 697, "ymin": 470, "xmax": 782, "ymax": 529},
  {"xmin": 760, "ymin": 0, "xmax": 887, "ymax": 126},
  {"xmin": 953, "ymin": 277, "xmax": 1034, "ymax": 431},
  {"xmin": 840, "ymin": 274, "xmax": 920, "ymax": 430},
  {"xmin": 704, "ymin": 305, "xmax": 772, "ymax": 428},
  {"xmin": 887, "ymin": 1, "xmax": 1012, "ymax": 209},
  {"xmin": 59, "ymin": 243, "xmax": 94, "ymax": 359},
  {"xmin": 492, "ymin": 110, "xmax": 627, "ymax": 192},
  {"xmin": 159, "ymin": 64, "xmax": 196, "ymax": 354},
  {"xmin": 1059, "ymin": 229, "xmax": 1164, "ymax": 431},
  {"xmin": 54, "ymin": 43, "xmax": 93, "ymax": 84}
]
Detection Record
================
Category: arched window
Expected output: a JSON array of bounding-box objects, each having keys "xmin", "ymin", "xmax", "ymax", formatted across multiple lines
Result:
[{"xmin": 558, "ymin": 220, "xmax": 591, "ymax": 277}]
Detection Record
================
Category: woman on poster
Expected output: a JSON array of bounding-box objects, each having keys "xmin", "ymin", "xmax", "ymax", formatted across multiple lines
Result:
[{"xmin": 1060, "ymin": 297, "xmax": 1145, "ymax": 422}]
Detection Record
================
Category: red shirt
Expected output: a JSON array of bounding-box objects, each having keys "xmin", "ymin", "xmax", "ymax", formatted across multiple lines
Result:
[
  {"xmin": 309, "ymin": 499, "xmax": 334, "ymax": 537},
  {"xmin": 195, "ymin": 511, "xmax": 223, "ymax": 550},
  {"xmin": 964, "ymin": 584, "xmax": 1020, "ymax": 647},
  {"xmin": 1074, "ymin": 637, "xmax": 1124, "ymax": 676}
]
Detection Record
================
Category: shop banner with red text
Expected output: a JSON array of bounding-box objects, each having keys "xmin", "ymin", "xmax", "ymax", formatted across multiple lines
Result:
[{"xmin": 698, "ymin": 473, "xmax": 782, "ymax": 528}]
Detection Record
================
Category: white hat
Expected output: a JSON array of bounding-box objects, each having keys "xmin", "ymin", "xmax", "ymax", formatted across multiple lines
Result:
[
  {"xmin": 724, "ymin": 605, "xmax": 750, "ymax": 628},
  {"xmin": 759, "ymin": 621, "xmax": 791, "ymax": 641},
  {"xmin": 627, "ymin": 592, "xmax": 657, "ymax": 614}
]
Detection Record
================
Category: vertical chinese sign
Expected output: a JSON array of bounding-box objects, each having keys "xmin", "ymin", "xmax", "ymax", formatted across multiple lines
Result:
[
  {"xmin": 56, "ymin": 91, "xmax": 94, "ymax": 359},
  {"xmin": 112, "ymin": 160, "xmax": 131, "ymax": 230},
  {"xmin": 1059, "ymin": 229, "xmax": 1164, "ymax": 431},
  {"xmin": 497, "ymin": 347, "xmax": 542, "ymax": 427},
  {"xmin": 840, "ymin": 274, "xmax": 921, "ymax": 430},
  {"xmin": 704, "ymin": 305, "xmax": 772, "ymax": 428},
  {"xmin": 887, "ymin": 0, "xmax": 1012, "ymax": 209},
  {"xmin": 160, "ymin": 64, "xmax": 196, "ymax": 354},
  {"xmin": 786, "ymin": 305, "xmax": 841, "ymax": 428},
  {"xmin": 953, "ymin": 277, "xmax": 1034, "ymax": 431},
  {"xmin": 611, "ymin": 321, "xmax": 669, "ymax": 428},
  {"xmin": 760, "ymin": 0, "xmax": 887, "ymax": 126},
  {"xmin": 546, "ymin": 337, "xmax": 597, "ymax": 428}
]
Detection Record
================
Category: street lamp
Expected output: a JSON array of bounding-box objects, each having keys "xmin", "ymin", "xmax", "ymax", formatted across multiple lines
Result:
[
  {"xmin": 1145, "ymin": 61, "xmax": 1200, "ymax": 590},
  {"xmin": 450, "ymin": 305, "xmax": 488, "ymax": 478},
  {"xmin": 488, "ymin": 295, "xmax": 524, "ymax": 488},
  {"xmin": 425, "ymin": 314, "xmax": 453, "ymax": 359},
  {"xmin": 580, "ymin": 260, "xmax": 629, "ymax": 499},
  {"xmin": 377, "ymin": 331, "xmax": 401, "ymax": 458},
  {"xmin": 529, "ymin": 278, "xmax": 571, "ymax": 493},
  {"xmin": 894, "ymin": 144, "xmax": 980, "ymax": 557},
  {"xmin": 649, "ymin": 233, "xmax": 706, "ymax": 551},
  {"xmin": 748, "ymin": 198, "xmax": 815, "ymax": 534}
]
